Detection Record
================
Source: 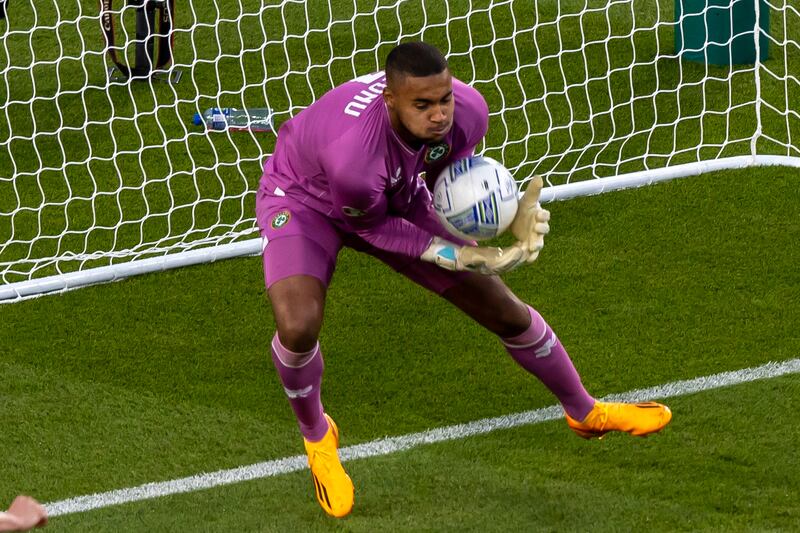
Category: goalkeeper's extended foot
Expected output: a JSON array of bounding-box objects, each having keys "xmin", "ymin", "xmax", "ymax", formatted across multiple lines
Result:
[
  {"xmin": 565, "ymin": 401, "xmax": 672, "ymax": 439},
  {"xmin": 303, "ymin": 414, "xmax": 354, "ymax": 518}
]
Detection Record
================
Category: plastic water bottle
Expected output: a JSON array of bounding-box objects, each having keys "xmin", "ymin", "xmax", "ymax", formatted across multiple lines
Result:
[{"xmin": 192, "ymin": 107, "xmax": 274, "ymax": 132}]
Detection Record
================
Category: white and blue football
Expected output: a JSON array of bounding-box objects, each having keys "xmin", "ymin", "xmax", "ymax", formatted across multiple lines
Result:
[{"xmin": 432, "ymin": 156, "xmax": 519, "ymax": 241}]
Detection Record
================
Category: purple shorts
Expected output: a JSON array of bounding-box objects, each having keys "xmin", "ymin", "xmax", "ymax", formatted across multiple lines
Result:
[{"xmin": 255, "ymin": 189, "xmax": 470, "ymax": 295}]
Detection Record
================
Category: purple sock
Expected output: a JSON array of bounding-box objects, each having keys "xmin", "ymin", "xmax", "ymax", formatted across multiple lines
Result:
[
  {"xmin": 271, "ymin": 334, "xmax": 329, "ymax": 442},
  {"xmin": 502, "ymin": 306, "xmax": 595, "ymax": 421}
]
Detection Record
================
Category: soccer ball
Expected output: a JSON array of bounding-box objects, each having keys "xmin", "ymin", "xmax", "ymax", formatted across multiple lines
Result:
[{"xmin": 432, "ymin": 156, "xmax": 519, "ymax": 241}]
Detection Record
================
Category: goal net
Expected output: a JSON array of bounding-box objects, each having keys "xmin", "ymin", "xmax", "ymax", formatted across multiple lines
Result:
[{"xmin": 1, "ymin": 0, "xmax": 798, "ymax": 302}]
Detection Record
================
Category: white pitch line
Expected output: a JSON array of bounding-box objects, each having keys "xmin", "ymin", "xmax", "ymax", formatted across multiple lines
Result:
[{"xmin": 45, "ymin": 358, "xmax": 800, "ymax": 517}]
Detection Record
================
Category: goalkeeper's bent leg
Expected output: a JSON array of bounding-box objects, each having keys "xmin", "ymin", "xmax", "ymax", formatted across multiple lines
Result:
[
  {"xmin": 501, "ymin": 305, "xmax": 595, "ymax": 421},
  {"xmin": 271, "ymin": 333, "xmax": 329, "ymax": 442}
]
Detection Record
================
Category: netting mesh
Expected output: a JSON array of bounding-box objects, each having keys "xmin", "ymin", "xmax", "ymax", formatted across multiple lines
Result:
[{"xmin": 0, "ymin": 0, "xmax": 797, "ymax": 292}]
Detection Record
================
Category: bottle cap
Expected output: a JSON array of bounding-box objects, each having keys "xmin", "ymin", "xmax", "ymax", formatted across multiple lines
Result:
[{"xmin": 192, "ymin": 112, "xmax": 202, "ymax": 126}]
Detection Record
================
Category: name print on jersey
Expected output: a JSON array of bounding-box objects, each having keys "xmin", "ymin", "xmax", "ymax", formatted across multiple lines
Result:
[{"xmin": 344, "ymin": 72, "xmax": 387, "ymax": 118}]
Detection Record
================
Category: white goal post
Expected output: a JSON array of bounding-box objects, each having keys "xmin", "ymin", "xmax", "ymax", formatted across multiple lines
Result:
[{"xmin": 1, "ymin": 0, "xmax": 798, "ymax": 303}]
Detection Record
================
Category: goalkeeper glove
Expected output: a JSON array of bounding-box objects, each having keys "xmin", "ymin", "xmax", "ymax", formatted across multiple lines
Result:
[
  {"xmin": 420, "ymin": 237, "xmax": 528, "ymax": 275},
  {"xmin": 510, "ymin": 175, "xmax": 551, "ymax": 263}
]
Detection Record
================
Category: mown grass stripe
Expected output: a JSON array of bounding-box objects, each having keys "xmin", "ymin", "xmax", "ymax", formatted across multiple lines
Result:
[{"xmin": 45, "ymin": 358, "xmax": 800, "ymax": 517}]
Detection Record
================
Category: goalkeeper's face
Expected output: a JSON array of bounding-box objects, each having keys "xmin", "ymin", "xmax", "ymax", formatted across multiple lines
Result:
[{"xmin": 384, "ymin": 70, "xmax": 454, "ymax": 145}]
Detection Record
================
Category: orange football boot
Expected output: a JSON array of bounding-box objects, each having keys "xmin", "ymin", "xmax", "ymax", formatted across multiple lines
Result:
[
  {"xmin": 566, "ymin": 401, "xmax": 672, "ymax": 439},
  {"xmin": 303, "ymin": 414, "xmax": 354, "ymax": 517}
]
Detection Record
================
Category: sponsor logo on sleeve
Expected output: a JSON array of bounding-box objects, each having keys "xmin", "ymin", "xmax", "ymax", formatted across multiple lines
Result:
[
  {"xmin": 425, "ymin": 142, "xmax": 451, "ymax": 164},
  {"xmin": 270, "ymin": 210, "xmax": 291, "ymax": 229}
]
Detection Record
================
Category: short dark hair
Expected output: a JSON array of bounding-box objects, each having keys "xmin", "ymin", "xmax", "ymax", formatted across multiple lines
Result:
[{"xmin": 385, "ymin": 42, "xmax": 448, "ymax": 87}]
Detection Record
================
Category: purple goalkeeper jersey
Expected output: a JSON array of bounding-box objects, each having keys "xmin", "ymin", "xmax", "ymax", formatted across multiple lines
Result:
[{"xmin": 258, "ymin": 71, "xmax": 489, "ymax": 258}]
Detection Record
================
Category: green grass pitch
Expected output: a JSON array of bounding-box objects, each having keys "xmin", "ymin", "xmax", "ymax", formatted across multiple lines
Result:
[
  {"xmin": 1, "ymin": 0, "xmax": 800, "ymax": 531},
  {"xmin": 2, "ymin": 169, "xmax": 799, "ymax": 531}
]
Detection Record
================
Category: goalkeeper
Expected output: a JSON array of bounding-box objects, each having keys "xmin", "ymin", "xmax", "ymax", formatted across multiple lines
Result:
[{"xmin": 255, "ymin": 41, "xmax": 672, "ymax": 518}]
